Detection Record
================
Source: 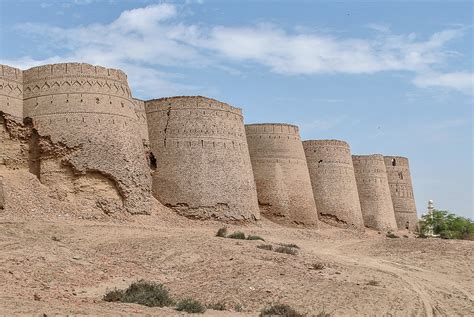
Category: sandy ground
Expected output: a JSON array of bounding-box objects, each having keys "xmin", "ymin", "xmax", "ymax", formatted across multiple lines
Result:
[{"xmin": 0, "ymin": 170, "xmax": 473, "ymax": 316}]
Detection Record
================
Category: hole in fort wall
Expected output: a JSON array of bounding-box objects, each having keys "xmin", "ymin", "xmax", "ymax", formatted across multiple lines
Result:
[
  {"xmin": 149, "ymin": 152, "xmax": 157, "ymax": 170},
  {"xmin": 392, "ymin": 158, "xmax": 397, "ymax": 166}
]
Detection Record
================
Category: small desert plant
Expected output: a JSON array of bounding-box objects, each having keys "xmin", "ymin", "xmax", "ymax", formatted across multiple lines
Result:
[
  {"xmin": 227, "ymin": 231, "xmax": 246, "ymax": 239},
  {"xmin": 207, "ymin": 301, "xmax": 226, "ymax": 310},
  {"xmin": 103, "ymin": 280, "xmax": 174, "ymax": 307},
  {"xmin": 367, "ymin": 280, "xmax": 380, "ymax": 286},
  {"xmin": 278, "ymin": 243, "xmax": 300, "ymax": 249},
  {"xmin": 247, "ymin": 235, "xmax": 265, "ymax": 241},
  {"xmin": 216, "ymin": 227, "xmax": 228, "ymax": 237},
  {"xmin": 386, "ymin": 232, "xmax": 399, "ymax": 238},
  {"xmin": 260, "ymin": 303, "xmax": 304, "ymax": 317},
  {"xmin": 234, "ymin": 303, "xmax": 243, "ymax": 312},
  {"xmin": 274, "ymin": 246, "xmax": 298, "ymax": 255},
  {"xmin": 257, "ymin": 244, "xmax": 273, "ymax": 251},
  {"xmin": 51, "ymin": 236, "xmax": 60, "ymax": 242},
  {"xmin": 176, "ymin": 298, "xmax": 206, "ymax": 313},
  {"xmin": 316, "ymin": 310, "xmax": 331, "ymax": 317},
  {"xmin": 311, "ymin": 262, "xmax": 325, "ymax": 270},
  {"xmin": 103, "ymin": 289, "xmax": 123, "ymax": 302}
]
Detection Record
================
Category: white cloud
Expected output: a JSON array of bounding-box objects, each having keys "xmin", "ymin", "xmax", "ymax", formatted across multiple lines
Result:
[
  {"xmin": 413, "ymin": 72, "xmax": 474, "ymax": 94},
  {"xmin": 6, "ymin": 3, "xmax": 472, "ymax": 97}
]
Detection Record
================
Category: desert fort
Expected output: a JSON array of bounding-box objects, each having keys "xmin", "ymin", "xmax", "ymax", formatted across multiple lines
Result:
[{"xmin": 0, "ymin": 63, "xmax": 472, "ymax": 316}]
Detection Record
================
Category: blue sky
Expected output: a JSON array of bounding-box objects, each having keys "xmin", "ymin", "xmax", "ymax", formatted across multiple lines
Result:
[{"xmin": 0, "ymin": 0, "xmax": 472, "ymax": 218}]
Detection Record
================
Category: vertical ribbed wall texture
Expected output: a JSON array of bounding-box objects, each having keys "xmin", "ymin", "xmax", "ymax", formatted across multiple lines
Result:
[
  {"xmin": 246, "ymin": 123, "xmax": 318, "ymax": 227},
  {"xmin": 146, "ymin": 96, "xmax": 260, "ymax": 221},
  {"xmin": 352, "ymin": 154, "xmax": 397, "ymax": 231}
]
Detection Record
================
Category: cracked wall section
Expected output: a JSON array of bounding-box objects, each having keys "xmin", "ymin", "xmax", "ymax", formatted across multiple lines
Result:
[
  {"xmin": 146, "ymin": 96, "xmax": 260, "ymax": 221},
  {"xmin": 21, "ymin": 63, "xmax": 152, "ymax": 214}
]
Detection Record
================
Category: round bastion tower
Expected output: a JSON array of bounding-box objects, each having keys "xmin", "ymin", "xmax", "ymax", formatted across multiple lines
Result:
[
  {"xmin": 1, "ymin": 65, "xmax": 25, "ymax": 169},
  {"xmin": 145, "ymin": 96, "xmax": 260, "ymax": 221},
  {"xmin": 22, "ymin": 63, "xmax": 152, "ymax": 214},
  {"xmin": 0, "ymin": 65, "xmax": 23, "ymax": 119},
  {"xmin": 245, "ymin": 123, "xmax": 318, "ymax": 227},
  {"xmin": 384, "ymin": 156, "xmax": 418, "ymax": 231},
  {"xmin": 352, "ymin": 154, "xmax": 398, "ymax": 231},
  {"xmin": 303, "ymin": 140, "xmax": 364, "ymax": 229}
]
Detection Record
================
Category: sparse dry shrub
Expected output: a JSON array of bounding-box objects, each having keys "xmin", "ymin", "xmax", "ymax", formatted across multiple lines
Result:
[
  {"xmin": 216, "ymin": 227, "xmax": 228, "ymax": 237},
  {"xmin": 278, "ymin": 243, "xmax": 300, "ymax": 249},
  {"xmin": 207, "ymin": 301, "xmax": 226, "ymax": 310},
  {"xmin": 227, "ymin": 231, "xmax": 246, "ymax": 239},
  {"xmin": 311, "ymin": 262, "xmax": 325, "ymax": 270},
  {"xmin": 103, "ymin": 280, "xmax": 173, "ymax": 307},
  {"xmin": 260, "ymin": 303, "xmax": 305, "ymax": 316},
  {"xmin": 176, "ymin": 298, "xmax": 206, "ymax": 313},
  {"xmin": 367, "ymin": 280, "xmax": 380, "ymax": 286},
  {"xmin": 386, "ymin": 232, "xmax": 399, "ymax": 238},
  {"xmin": 274, "ymin": 246, "xmax": 298, "ymax": 255},
  {"xmin": 257, "ymin": 244, "xmax": 273, "ymax": 251},
  {"xmin": 247, "ymin": 235, "xmax": 265, "ymax": 241}
]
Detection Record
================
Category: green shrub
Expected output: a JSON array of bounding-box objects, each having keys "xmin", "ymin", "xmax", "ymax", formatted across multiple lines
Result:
[
  {"xmin": 419, "ymin": 209, "xmax": 474, "ymax": 240},
  {"xmin": 260, "ymin": 303, "xmax": 304, "ymax": 317},
  {"xmin": 227, "ymin": 231, "xmax": 246, "ymax": 239},
  {"xmin": 278, "ymin": 243, "xmax": 300, "ymax": 249},
  {"xmin": 103, "ymin": 280, "xmax": 173, "ymax": 307},
  {"xmin": 247, "ymin": 235, "xmax": 265, "ymax": 241},
  {"xmin": 274, "ymin": 246, "xmax": 298, "ymax": 255},
  {"xmin": 216, "ymin": 227, "xmax": 228, "ymax": 237},
  {"xmin": 176, "ymin": 298, "xmax": 206, "ymax": 313},
  {"xmin": 257, "ymin": 244, "xmax": 273, "ymax": 251}
]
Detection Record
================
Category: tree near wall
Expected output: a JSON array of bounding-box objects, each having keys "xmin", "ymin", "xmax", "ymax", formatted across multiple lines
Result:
[{"xmin": 419, "ymin": 209, "xmax": 474, "ymax": 240}]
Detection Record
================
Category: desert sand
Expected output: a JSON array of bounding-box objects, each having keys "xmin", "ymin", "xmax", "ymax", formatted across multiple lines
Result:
[{"xmin": 0, "ymin": 170, "xmax": 473, "ymax": 316}]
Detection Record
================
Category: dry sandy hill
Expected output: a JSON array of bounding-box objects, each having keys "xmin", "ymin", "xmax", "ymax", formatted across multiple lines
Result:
[{"xmin": 0, "ymin": 170, "xmax": 473, "ymax": 316}]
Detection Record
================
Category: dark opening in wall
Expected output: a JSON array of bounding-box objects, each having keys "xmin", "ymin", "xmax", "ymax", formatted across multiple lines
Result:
[
  {"xmin": 392, "ymin": 158, "xmax": 397, "ymax": 166},
  {"xmin": 318, "ymin": 160, "xmax": 323, "ymax": 164},
  {"xmin": 149, "ymin": 152, "xmax": 157, "ymax": 170}
]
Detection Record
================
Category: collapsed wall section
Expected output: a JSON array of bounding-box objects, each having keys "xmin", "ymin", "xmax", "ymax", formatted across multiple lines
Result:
[
  {"xmin": 303, "ymin": 140, "xmax": 364, "ymax": 229},
  {"xmin": 22, "ymin": 63, "xmax": 152, "ymax": 214},
  {"xmin": 352, "ymin": 154, "xmax": 398, "ymax": 231},
  {"xmin": 384, "ymin": 156, "xmax": 418, "ymax": 231},
  {"xmin": 145, "ymin": 96, "xmax": 260, "ymax": 221},
  {"xmin": 245, "ymin": 123, "xmax": 318, "ymax": 227}
]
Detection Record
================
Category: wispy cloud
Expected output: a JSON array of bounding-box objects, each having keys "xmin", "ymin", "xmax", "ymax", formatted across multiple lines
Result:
[
  {"xmin": 413, "ymin": 72, "xmax": 473, "ymax": 94},
  {"xmin": 5, "ymin": 3, "xmax": 472, "ymax": 97}
]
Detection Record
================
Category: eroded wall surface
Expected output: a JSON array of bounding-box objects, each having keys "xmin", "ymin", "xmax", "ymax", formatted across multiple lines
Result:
[
  {"xmin": 146, "ymin": 96, "xmax": 260, "ymax": 221},
  {"xmin": 246, "ymin": 123, "xmax": 318, "ymax": 227},
  {"xmin": 384, "ymin": 156, "xmax": 418, "ymax": 231},
  {"xmin": 303, "ymin": 140, "xmax": 364, "ymax": 229},
  {"xmin": 20, "ymin": 63, "xmax": 152, "ymax": 214},
  {"xmin": 352, "ymin": 154, "xmax": 398, "ymax": 231}
]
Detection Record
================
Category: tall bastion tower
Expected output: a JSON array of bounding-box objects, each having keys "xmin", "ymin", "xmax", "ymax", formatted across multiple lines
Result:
[
  {"xmin": 145, "ymin": 96, "xmax": 260, "ymax": 221},
  {"xmin": 384, "ymin": 156, "xmax": 418, "ymax": 230},
  {"xmin": 245, "ymin": 123, "xmax": 318, "ymax": 227},
  {"xmin": 1, "ymin": 63, "xmax": 152, "ymax": 214},
  {"xmin": 352, "ymin": 154, "xmax": 398, "ymax": 231},
  {"xmin": 303, "ymin": 140, "xmax": 364, "ymax": 230}
]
